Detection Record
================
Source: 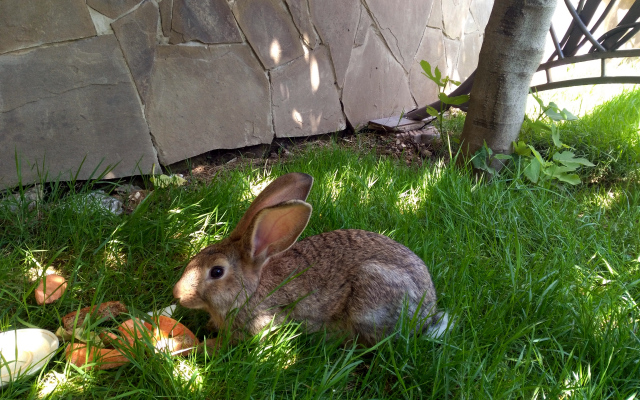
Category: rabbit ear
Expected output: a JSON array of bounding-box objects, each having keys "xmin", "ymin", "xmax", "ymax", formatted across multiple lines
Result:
[
  {"xmin": 230, "ymin": 173, "xmax": 313, "ymax": 240},
  {"xmin": 245, "ymin": 200, "xmax": 312, "ymax": 265}
]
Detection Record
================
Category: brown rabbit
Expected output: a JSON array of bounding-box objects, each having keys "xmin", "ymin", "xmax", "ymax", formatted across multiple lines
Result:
[{"xmin": 173, "ymin": 173, "xmax": 448, "ymax": 346}]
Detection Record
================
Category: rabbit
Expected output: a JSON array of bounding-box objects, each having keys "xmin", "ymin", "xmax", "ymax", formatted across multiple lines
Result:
[{"xmin": 173, "ymin": 172, "xmax": 448, "ymax": 346}]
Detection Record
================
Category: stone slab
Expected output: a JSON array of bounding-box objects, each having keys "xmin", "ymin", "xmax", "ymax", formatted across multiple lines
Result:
[
  {"xmin": 441, "ymin": 0, "xmax": 473, "ymax": 40},
  {"xmin": 458, "ymin": 32, "xmax": 483, "ymax": 82},
  {"xmin": 233, "ymin": 0, "xmax": 304, "ymax": 69},
  {"xmin": 271, "ymin": 46, "xmax": 345, "ymax": 137},
  {"xmin": 88, "ymin": 7, "xmax": 116, "ymax": 36},
  {"xmin": 443, "ymin": 37, "xmax": 461, "ymax": 82},
  {"xmin": 342, "ymin": 19, "xmax": 415, "ymax": 128},
  {"xmin": 285, "ymin": 0, "xmax": 319, "ymax": 48},
  {"xmin": 87, "ymin": 0, "xmax": 142, "ymax": 19},
  {"xmin": 170, "ymin": 0, "xmax": 242, "ymax": 44},
  {"xmin": 409, "ymin": 27, "xmax": 447, "ymax": 108},
  {"xmin": 469, "ymin": 0, "xmax": 493, "ymax": 32},
  {"xmin": 427, "ymin": 0, "xmax": 443, "ymax": 30},
  {"xmin": 0, "ymin": 0, "xmax": 96, "ymax": 55},
  {"xmin": 112, "ymin": 1, "xmax": 159, "ymax": 103},
  {"xmin": 146, "ymin": 45, "xmax": 272, "ymax": 165},
  {"xmin": 159, "ymin": 0, "xmax": 173, "ymax": 37},
  {"xmin": 309, "ymin": 0, "xmax": 360, "ymax": 88},
  {"xmin": 365, "ymin": 0, "xmax": 434, "ymax": 70},
  {"xmin": 0, "ymin": 36, "xmax": 159, "ymax": 189}
]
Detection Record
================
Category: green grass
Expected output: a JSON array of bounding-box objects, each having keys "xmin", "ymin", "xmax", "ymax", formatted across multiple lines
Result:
[
  {"xmin": 1, "ymin": 91, "xmax": 640, "ymax": 399},
  {"xmin": 520, "ymin": 88, "xmax": 640, "ymax": 183}
]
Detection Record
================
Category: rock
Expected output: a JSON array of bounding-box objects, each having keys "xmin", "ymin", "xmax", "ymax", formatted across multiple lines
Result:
[
  {"xmin": 159, "ymin": 0, "xmax": 173, "ymax": 37},
  {"xmin": 427, "ymin": 0, "xmax": 443, "ymax": 29},
  {"xmin": 1, "ymin": 185, "xmax": 43, "ymax": 212},
  {"xmin": 364, "ymin": 0, "xmax": 434, "ymax": 70},
  {"xmin": 441, "ymin": 0, "xmax": 473, "ymax": 40},
  {"xmin": 67, "ymin": 191, "xmax": 124, "ymax": 215},
  {"xmin": 443, "ymin": 36, "xmax": 461, "ymax": 82},
  {"xmin": 169, "ymin": 0, "xmax": 242, "ymax": 44},
  {"xmin": 88, "ymin": 7, "xmax": 116, "ymax": 36},
  {"xmin": 0, "ymin": 35, "xmax": 159, "ymax": 189},
  {"xmin": 409, "ymin": 27, "xmax": 447, "ymax": 108},
  {"xmin": 309, "ymin": 0, "xmax": 360, "ymax": 87},
  {"xmin": 114, "ymin": 184, "xmax": 143, "ymax": 195},
  {"xmin": 111, "ymin": 1, "xmax": 159, "ymax": 103},
  {"xmin": 271, "ymin": 46, "xmax": 345, "ymax": 138},
  {"xmin": 35, "ymin": 274, "xmax": 67, "ymax": 305},
  {"xmin": 233, "ymin": 0, "xmax": 304, "ymax": 69},
  {"xmin": 410, "ymin": 126, "xmax": 440, "ymax": 144},
  {"xmin": 146, "ymin": 45, "xmax": 272, "ymax": 165},
  {"xmin": 0, "ymin": 0, "xmax": 95, "ymax": 55},
  {"xmin": 342, "ymin": 14, "xmax": 415, "ymax": 127},
  {"xmin": 285, "ymin": 0, "xmax": 319, "ymax": 48},
  {"xmin": 86, "ymin": 0, "xmax": 142, "ymax": 19},
  {"xmin": 458, "ymin": 32, "xmax": 483, "ymax": 82},
  {"xmin": 469, "ymin": 0, "xmax": 493, "ymax": 32},
  {"xmin": 420, "ymin": 148, "xmax": 432, "ymax": 158}
]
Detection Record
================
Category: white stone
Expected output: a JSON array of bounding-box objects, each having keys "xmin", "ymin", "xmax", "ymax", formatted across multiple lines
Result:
[
  {"xmin": 458, "ymin": 32, "xmax": 483, "ymax": 82},
  {"xmin": 271, "ymin": 46, "xmax": 345, "ymax": 137},
  {"xmin": 88, "ymin": 7, "xmax": 115, "ymax": 36},
  {"xmin": 442, "ymin": 0, "xmax": 472, "ymax": 40},
  {"xmin": 443, "ymin": 37, "xmax": 461, "ymax": 82},
  {"xmin": 233, "ymin": 0, "xmax": 304, "ymax": 69},
  {"xmin": 309, "ymin": 0, "xmax": 360, "ymax": 88},
  {"xmin": 364, "ymin": 0, "xmax": 435, "ymax": 70},
  {"xmin": 342, "ymin": 17, "xmax": 415, "ymax": 128},
  {"xmin": 146, "ymin": 45, "xmax": 272, "ymax": 165},
  {"xmin": 409, "ymin": 27, "xmax": 447, "ymax": 108}
]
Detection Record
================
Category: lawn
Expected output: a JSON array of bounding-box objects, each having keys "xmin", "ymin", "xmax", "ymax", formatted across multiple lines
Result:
[{"xmin": 1, "ymin": 88, "xmax": 639, "ymax": 399}]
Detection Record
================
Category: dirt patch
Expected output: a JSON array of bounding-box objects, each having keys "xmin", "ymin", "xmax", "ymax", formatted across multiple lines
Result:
[{"xmin": 167, "ymin": 125, "xmax": 448, "ymax": 183}]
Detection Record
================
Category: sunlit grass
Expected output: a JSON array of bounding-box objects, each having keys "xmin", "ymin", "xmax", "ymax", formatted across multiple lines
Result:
[{"xmin": 1, "ymin": 90, "xmax": 640, "ymax": 398}]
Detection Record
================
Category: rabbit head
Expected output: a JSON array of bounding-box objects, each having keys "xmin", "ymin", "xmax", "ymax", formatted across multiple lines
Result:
[{"xmin": 173, "ymin": 173, "xmax": 314, "ymax": 328}]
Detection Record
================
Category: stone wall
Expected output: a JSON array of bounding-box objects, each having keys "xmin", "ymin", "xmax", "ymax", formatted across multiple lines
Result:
[{"xmin": 0, "ymin": 0, "xmax": 492, "ymax": 188}]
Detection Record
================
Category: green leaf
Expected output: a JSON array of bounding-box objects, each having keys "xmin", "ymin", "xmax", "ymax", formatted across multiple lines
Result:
[
  {"xmin": 560, "ymin": 108, "xmax": 578, "ymax": 121},
  {"xmin": 530, "ymin": 120, "xmax": 552, "ymax": 133},
  {"xmin": 434, "ymin": 66, "xmax": 442, "ymax": 86},
  {"xmin": 419, "ymin": 60, "xmax": 434, "ymax": 80},
  {"xmin": 438, "ymin": 92, "xmax": 449, "ymax": 104},
  {"xmin": 544, "ymin": 108, "xmax": 564, "ymax": 121},
  {"xmin": 532, "ymin": 92, "xmax": 545, "ymax": 109},
  {"xmin": 513, "ymin": 141, "xmax": 531, "ymax": 156},
  {"xmin": 528, "ymin": 145, "xmax": 545, "ymax": 164},
  {"xmin": 494, "ymin": 154, "xmax": 512, "ymax": 160},
  {"xmin": 442, "ymin": 94, "xmax": 469, "ymax": 105},
  {"xmin": 553, "ymin": 151, "xmax": 595, "ymax": 167},
  {"xmin": 523, "ymin": 158, "xmax": 541, "ymax": 183},
  {"xmin": 544, "ymin": 165, "xmax": 577, "ymax": 176},
  {"xmin": 471, "ymin": 146, "xmax": 496, "ymax": 174},
  {"xmin": 551, "ymin": 124, "xmax": 562, "ymax": 147},
  {"xmin": 554, "ymin": 172, "xmax": 581, "ymax": 185},
  {"xmin": 426, "ymin": 106, "xmax": 439, "ymax": 117}
]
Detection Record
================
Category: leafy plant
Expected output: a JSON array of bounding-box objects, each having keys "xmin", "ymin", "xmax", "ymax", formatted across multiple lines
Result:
[
  {"xmin": 473, "ymin": 93, "xmax": 595, "ymax": 185},
  {"xmin": 420, "ymin": 60, "xmax": 470, "ymax": 159}
]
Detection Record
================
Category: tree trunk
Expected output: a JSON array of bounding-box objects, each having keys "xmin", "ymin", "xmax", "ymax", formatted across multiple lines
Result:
[{"xmin": 459, "ymin": 0, "xmax": 557, "ymax": 170}]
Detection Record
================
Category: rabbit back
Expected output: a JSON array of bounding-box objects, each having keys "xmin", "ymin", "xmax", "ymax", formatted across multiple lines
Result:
[{"xmin": 243, "ymin": 229, "xmax": 439, "ymax": 345}]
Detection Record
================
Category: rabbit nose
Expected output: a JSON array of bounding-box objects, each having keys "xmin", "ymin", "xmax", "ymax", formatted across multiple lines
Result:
[{"xmin": 172, "ymin": 283, "xmax": 182, "ymax": 300}]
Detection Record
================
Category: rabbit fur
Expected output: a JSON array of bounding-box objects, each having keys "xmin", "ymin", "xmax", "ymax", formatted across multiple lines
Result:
[{"xmin": 173, "ymin": 172, "xmax": 447, "ymax": 346}]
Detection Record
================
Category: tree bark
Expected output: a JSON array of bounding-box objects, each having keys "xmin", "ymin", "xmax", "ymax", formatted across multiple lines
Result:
[{"xmin": 459, "ymin": 0, "xmax": 557, "ymax": 169}]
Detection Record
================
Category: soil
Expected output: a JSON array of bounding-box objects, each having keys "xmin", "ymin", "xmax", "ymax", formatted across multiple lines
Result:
[{"xmin": 167, "ymin": 124, "xmax": 449, "ymax": 183}]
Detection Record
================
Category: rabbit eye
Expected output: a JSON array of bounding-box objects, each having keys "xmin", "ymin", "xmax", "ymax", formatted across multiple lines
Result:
[{"xmin": 209, "ymin": 266, "xmax": 224, "ymax": 279}]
